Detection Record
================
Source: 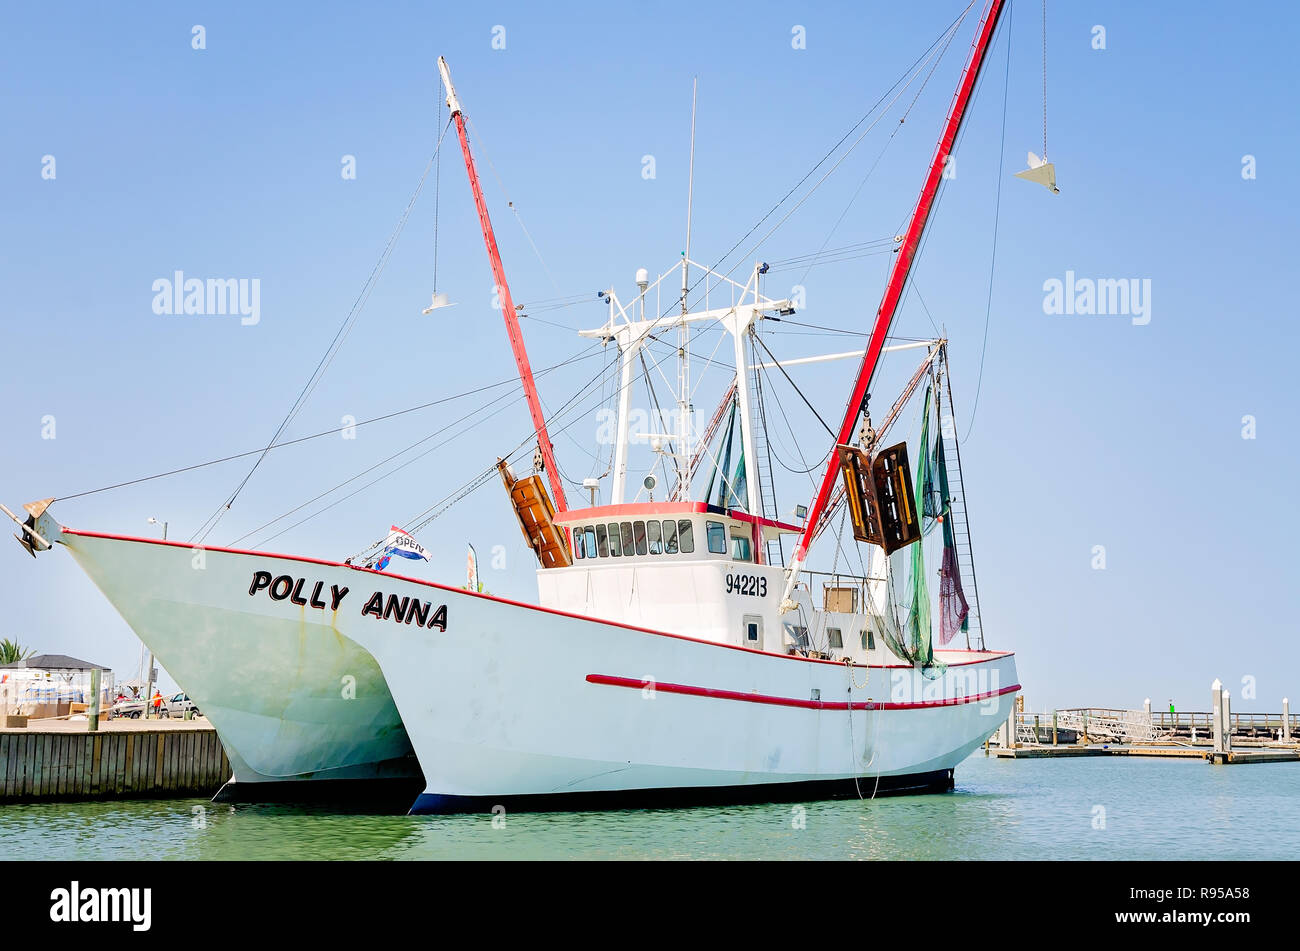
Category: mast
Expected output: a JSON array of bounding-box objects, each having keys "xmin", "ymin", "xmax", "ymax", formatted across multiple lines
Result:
[
  {"xmin": 437, "ymin": 56, "xmax": 568, "ymax": 511},
  {"xmin": 780, "ymin": 0, "xmax": 1007, "ymax": 607}
]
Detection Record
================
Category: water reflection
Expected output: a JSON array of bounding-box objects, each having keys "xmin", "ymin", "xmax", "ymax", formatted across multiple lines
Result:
[{"xmin": 3, "ymin": 755, "xmax": 1297, "ymax": 860}]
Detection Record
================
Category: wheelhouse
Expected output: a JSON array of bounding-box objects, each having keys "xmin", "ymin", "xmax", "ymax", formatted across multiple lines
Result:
[{"xmin": 558, "ymin": 502, "xmax": 802, "ymax": 567}]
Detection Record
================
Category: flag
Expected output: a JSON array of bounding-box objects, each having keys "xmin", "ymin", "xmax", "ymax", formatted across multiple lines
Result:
[
  {"xmin": 374, "ymin": 525, "xmax": 430, "ymax": 571},
  {"xmin": 466, "ymin": 543, "xmax": 479, "ymax": 592}
]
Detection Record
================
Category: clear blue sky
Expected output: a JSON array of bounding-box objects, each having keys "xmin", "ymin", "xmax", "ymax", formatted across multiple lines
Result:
[{"xmin": 2, "ymin": 1, "xmax": 1296, "ymax": 711}]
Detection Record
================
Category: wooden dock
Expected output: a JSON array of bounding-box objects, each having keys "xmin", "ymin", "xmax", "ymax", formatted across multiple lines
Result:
[
  {"xmin": 1206, "ymin": 749, "xmax": 1300, "ymax": 765},
  {"xmin": 990, "ymin": 744, "xmax": 1233, "ymax": 760},
  {"xmin": 0, "ymin": 718, "xmax": 230, "ymax": 803}
]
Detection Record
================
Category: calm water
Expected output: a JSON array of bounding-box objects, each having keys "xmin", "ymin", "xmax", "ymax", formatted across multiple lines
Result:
[{"xmin": 3, "ymin": 753, "xmax": 1296, "ymax": 860}]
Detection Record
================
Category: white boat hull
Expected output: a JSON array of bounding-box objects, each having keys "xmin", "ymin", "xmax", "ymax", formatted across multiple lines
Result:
[
  {"xmin": 376, "ymin": 589, "xmax": 1016, "ymax": 813},
  {"xmin": 57, "ymin": 527, "xmax": 1017, "ymax": 813},
  {"xmin": 60, "ymin": 530, "xmax": 422, "ymax": 799}
]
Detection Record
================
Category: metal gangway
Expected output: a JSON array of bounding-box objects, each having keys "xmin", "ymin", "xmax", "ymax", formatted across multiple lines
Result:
[{"xmin": 1053, "ymin": 707, "xmax": 1157, "ymax": 744}]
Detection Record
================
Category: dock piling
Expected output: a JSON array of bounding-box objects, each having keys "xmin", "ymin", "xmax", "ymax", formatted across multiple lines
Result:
[
  {"xmin": 87, "ymin": 669, "xmax": 100, "ymax": 734},
  {"xmin": 1211, "ymin": 680, "xmax": 1224, "ymax": 754}
]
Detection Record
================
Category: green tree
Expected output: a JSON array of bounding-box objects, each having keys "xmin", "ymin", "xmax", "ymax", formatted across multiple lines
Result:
[{"xmin": 0, "ymin": 639, "xmax": 34, "ymax": 665}]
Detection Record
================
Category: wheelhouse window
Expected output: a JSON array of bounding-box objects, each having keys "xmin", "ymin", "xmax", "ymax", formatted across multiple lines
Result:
[
  {"xmin": 827, "ymin": 627, "xmax": 843, "ymax": 649},
  {"xmin": 861, "ymin": 629, "xmax": 875, "ymax": 651},
  {"xmin": 731, "ymin": 534, "xmax": 752, "ymax": 562},
  {"xmin": 677, "ymin": 519, "xmax": 695, "ymax": 554},
  {"xmin": 647, "ymin": 519, "xmax": 662, "ymax": 554},
  {"xmin": 573, "ymin": 517, "xmax": 736, "ymax": 559}
]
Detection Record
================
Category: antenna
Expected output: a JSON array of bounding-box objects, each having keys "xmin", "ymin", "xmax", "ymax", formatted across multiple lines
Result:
[
  {"xmin": 677, "ymin": 78, "xmax": 698, "ymax": 490},
  {"xmin": 681, "ymin": 77, "xmax": 697, "ymax": 319}
]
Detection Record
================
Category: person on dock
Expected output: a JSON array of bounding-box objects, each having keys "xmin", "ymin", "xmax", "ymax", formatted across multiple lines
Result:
[{"xmin": 151, "ymin": 690, "xmax": 163, "ymax": 718}]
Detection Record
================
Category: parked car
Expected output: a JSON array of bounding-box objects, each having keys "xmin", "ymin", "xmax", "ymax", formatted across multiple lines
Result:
[{"xmin": 159, "ymin": 692, "xmax": 201, "ymax": 718}]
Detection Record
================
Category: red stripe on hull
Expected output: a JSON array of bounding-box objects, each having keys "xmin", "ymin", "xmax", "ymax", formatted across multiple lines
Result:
[{"xmin": 585, "ymin": 674, "xmax": 1020, "ymax": 711}]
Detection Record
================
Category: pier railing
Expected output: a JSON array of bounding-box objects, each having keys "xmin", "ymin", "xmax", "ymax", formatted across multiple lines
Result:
[
  {"xmin": 1054, "ymin": 708, "xmax": 1156, "ymax": 743},
  {"xmin": 1149, "ymin": 711, "xmax": 1289, "ymax": 738},
  {"xmin": 998, "ymin": 708, "xmax": 1295, "ymax": 748}
]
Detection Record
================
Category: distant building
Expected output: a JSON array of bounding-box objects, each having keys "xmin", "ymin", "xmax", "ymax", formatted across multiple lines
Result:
[{"xmin": 0, "ymin": 654, "xmax": 113, "ymax": 718}]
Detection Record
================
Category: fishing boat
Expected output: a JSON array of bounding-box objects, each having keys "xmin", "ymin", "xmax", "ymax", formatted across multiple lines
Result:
[{"xmin": 7, "ymin": 0, "xmax": 1020, "ymax": 811}]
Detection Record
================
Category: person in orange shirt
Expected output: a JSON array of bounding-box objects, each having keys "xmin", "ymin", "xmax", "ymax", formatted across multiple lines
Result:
[{"xmin": 151, "ymin": 690, "xmax": 163, "ymax": 717}]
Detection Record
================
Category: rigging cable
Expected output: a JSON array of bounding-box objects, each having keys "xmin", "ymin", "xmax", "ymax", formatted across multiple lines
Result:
[
  {"xmin": 877, "ymin": 0, "xmax": 1013, "ymax": 359},
  {"xmin": 686, "ymin": 5, "xmax": 976, "ymax": 298},
  {"xmin": 1042, "ymin": 0, "xmax": 1049, "ymax": 160},
  {"xmin": 466, "ymin": 114, "xmax": 563, "ymax": 297},
  {"xmin": 254, "ymin": 401, "xmax": 515, "ymax": 551},
  {"xmin": 638, "ymin": 350, "xmax": 679, "ymax": 493},
  {"xmin": 750, "ymin": 344, "xmax": 783, "ymax": 560},
  {"xmin": 757, "ymin": 359, "xmax": 832, "ymax": 476},
  {"xmin": 191, "ymin": 121, "xmax": 452, "ymax": 545},
  {"xmin": 750, "ymin": 331, "xmax": 836, "ymax": 439},
  {"xmin": 282, "ymin": 9, "xmax": 982, "ymax": 551},
  {"xmin": 52, "ymin": 348, "xmax": 605, "ymax": 503},
  {"xmin": 236, "ymin": 379, "xmax": 543, "ymax": 547},
  {"xmin": 964, "ymin": 4, "xmax": 1013, "ymax": 441},
  {"xmin": 434, "ymin": 91, "xmax": 442, "ymax": 295},
  {"xmin": 253, "ymin": 341, "xmax": 608, "ymax": 549},
  {"xmin": 360, "ymin": 331, "xmax": 698, "ymax": 558},
  {"xmin": 792, "ymin": 11, "xmax": 968, "ymax": 290}
]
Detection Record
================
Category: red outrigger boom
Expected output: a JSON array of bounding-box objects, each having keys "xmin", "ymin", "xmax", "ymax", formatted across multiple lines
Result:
[
  {"xmin": 788, "ymin": 0, "xmax": 1007, "ymax": 584},
  {"xmin": 437, "ymin": 57, "xmax": 569, "ymax": 512}
]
